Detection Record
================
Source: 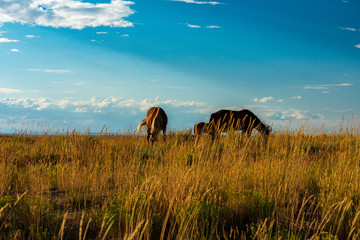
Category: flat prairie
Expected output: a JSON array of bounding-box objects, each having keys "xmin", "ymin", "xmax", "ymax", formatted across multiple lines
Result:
[{"xmin": 0, "ymin": 128, "xmax": 359, "ymax": 239}]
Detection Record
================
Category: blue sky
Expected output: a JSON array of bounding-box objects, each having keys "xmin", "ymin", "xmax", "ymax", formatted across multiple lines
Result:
[{"xmin": 0, "ymin": 0, "xmax": 359, "ymax": 133}]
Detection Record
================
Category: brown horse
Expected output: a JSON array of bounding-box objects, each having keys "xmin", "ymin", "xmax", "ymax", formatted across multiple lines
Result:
[
  {"xmin": 193, "ymin": 122, "xmax": 212, "ymax": 135},
  {"xmin": 138, "ymin": 107, "xmax": 168, "ymax": 143},
  {"xmin": 209, "ymin": 109, "xmax": 270, "ymax": 139}
]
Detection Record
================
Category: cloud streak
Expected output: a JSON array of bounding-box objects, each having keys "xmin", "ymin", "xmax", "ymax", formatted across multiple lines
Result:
[
  {"xmin": 26, "ymin": 69, "xmax": 72, "ymax": 73},
  {"xmin": 171, "ymin": 0, "xmax": 223, "ymax": 5},
  {"xmin": 206, "ymin": 25, "xmax": 221, "ymax": 28},
  {"xmin": 303, "ymin": 83, "xmax": 353, "ymax": 90},
  {"xmin": 186, "ymin": 24, "xmax": 221, "ymax": 28},
  {"xmin": 340, "ymin": 27, "xmax": 358, "ymax": 32},
  {"xmin": 0, "ymin": 0, "xmax": 135, "ymax": 29},
  {"xmin": 0, "ymin": 88, "xmax": 22, "ymax": 93}
]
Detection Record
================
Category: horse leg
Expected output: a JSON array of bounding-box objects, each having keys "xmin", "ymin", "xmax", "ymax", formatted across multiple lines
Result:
[
  {"xmin": 147, "ymin": 129, "xmax": 151, "ymax": 142},
  {"xmin": 162, "ymin": 127, "xmax": 167, "ymax": 142},
  {"xmin": 211, "ymin": 131, "xmax": 217, "ymax": 142}
]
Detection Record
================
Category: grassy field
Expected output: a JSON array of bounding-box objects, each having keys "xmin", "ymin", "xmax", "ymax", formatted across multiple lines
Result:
[{"xmin": 0, "ymin": 126, "xmax": 359, "ymax": 239}]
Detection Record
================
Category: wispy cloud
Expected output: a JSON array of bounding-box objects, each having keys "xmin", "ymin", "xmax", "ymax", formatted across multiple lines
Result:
[
  {"xmin": 253, "ymin": 96, "xmax": 274, "ymax": 103},
  {"xmin": 121, "ymin": 34, "xmax": 129, "ymax": 37},
  {"xmin": 340, "ymin": 27, "xmax": 358, "ymax": 32},
  {"xmin": 355, "ymin": 44, "xmax": 360, "ymax": 49},
  {"xmin": 0, "ymin": 0, "xmax": 135, "ymax": 29},
  {"xmin": 96, "ymin": 32, "xmax": 108, "ymax": 35},
  {"xmin": 206, "ymin": 25, "xmax": 221, "ymax": 29},
  {"xmin": 303, "ymin": 83, "xmax": 353, "ymax": 90},
  {"xmin": 25, "ymin": 35, "xmax": 38, "ymax": 38},
  {"xmin": 0, "ymin": 88, "xmax": 22, "ymax": 93},
  {"xmin": 186, "ymin": 24, "xmax": 221, "ymax": 29},
  {"xmin": 187, "ymin": 24, "xmax": 201, "ymax": 28},
  {"xmin": 0, "ymin": 38, "xmax": 19, "ymax": 43},
  {"xmin": 26, "ymin": 69, "xmax": 72, "ymax": 73},
  {"xmin": 292, "ymin": 96, "xmax": 302, "ymax": 100},
  {"xmin": 171, "ymin": 0, "xmax": 223, "ymax": 5}
]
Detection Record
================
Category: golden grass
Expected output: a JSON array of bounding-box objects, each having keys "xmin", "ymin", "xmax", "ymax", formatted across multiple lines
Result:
[{"xmin": 0, "ymin": 127, "xmax": 359, "ymax": 239}]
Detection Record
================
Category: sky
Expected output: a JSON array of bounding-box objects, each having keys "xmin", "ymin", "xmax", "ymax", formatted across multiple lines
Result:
[{"xmin": 0, "ymin": 0, "xmax": 359, "ymax": 133}]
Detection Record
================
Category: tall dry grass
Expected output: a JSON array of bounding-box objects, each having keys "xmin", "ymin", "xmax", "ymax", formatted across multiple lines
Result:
[{"xmin": 0, "ymin": 125, "xmax": 359, "ymax": 239}]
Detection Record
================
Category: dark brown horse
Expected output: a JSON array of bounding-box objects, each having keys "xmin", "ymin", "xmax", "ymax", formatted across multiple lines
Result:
[
  {"xmin": 209, "ymin": 109, "xmax": 270, "ymax": 139},
  {"xmin": 193, "ymin": 122, "xmax": 212, "ymax": 135},
  {"xmin": 138, "ymin": 107, "xmax": 168, "ymax": 143}
]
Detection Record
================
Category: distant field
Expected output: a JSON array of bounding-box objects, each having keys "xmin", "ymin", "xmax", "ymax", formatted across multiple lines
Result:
[{"xmin": 0, "ymin": 128, "xmax": 359, "ymax": 239}]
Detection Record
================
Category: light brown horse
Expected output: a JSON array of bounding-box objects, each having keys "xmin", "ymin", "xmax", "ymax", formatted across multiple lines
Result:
[
  {"xmin": 209, "ymin": 109, "xmax": 270, "ymax": 140},
  {"xmin": 193, "ymin": 122, "xmax": 212, "ymax": 135},
  {"xmin": 138, "ymin": 107, "xmax": 168, "ymax": 143}
]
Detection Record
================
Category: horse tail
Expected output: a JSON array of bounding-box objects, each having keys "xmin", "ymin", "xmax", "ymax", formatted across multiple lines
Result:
[{"xmin": 137, "ymin": 119, "xmax": 147, "ymax": 133}]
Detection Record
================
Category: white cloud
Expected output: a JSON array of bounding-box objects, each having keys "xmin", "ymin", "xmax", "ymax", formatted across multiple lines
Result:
[
  {"xmin": 171, "ymin": 0, "xmax": 223, "ymax": 5},
  {"xmin": 0, "ymin": 0, "xmax": 135, "ymax": 30},
  {"xmin": 10, "ymin": 48, "xmax": 21, "ymax": 53},
  {"xmin": 281, "ymin": 109, "xmax": 310, "ymax": 120},
  {"xmin": 26, "ymin": 69, "xmax": 72, "ymax": 73},
  {"xmin": 336, "ymin": 83, "xmax": 352, "ymax": 86},
  {"xmin": 291, "ymin": 96, "xmax": 302, "ymax": 100},
  {"xmin": 0, "ymin": 88, "xmax": 22, "ymax": 93},
  {"xmin": 121, "ymin": 34, "xmax": 129, "ymax": 37},
  {"xmin": 96, "ymin": 32, "xmax": 108, "ymax": 34},
  {"xmin": 0, "ymin": 97, "xmax": 51, "ymax": 110},
  {"xmin": 355, "ymin": 44, "xmax": 360, "ymax": 49},
  {"xmin": 253, "ymin": 96, "xmax": 274, "ymax": 103},
  {"xmin": 277, "ymin": 99, "xmax": 285, "ymax": 103},
  {"xmin": 322, "ymin": 91, "xmax": 330, "ymax": 94},
  {"xmin": 303, "ymin": 86, "xmax": 328, "ymax": 90},
  {"xmin": 187, "ymin": 24, "xmax": 201, "ymax": 28},
  {"xmin": 0, "ymin": 96, "xmax": 207, "ymax": 114},
  {"xmin": 0, "ymin": 37, "xmax": 19, "ymax": 43},
  {"xmin": 303, "ymin": 83, "xmax": 353, "ymax": 90},
  {"xmin": 206, "ymin": 25, "xmax": 221, "ymax": 29},
  {"xmin": 25, "ymin": 35, "xmax": 39, "ymax": 38},
  {"xmin": 340, "ymin": 27, "xmax": 357, "ymax": 32}
]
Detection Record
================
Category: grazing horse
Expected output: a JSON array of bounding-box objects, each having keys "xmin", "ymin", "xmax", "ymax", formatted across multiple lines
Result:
[
  {"xmin": 193, "ymin": 122, "xmax": 212, "ymax": 135},
  {"xmin": 209, "ymin": 109, "xmax": 270, "ymax": 139},
  {"xmin": 138, "ymin": 107, "xmax": 168, "ymax": 143}
]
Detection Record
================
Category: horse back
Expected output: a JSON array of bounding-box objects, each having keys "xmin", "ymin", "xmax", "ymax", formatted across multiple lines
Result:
[{"xmin": 146, "ymin": 107, "xmax": 168, "ymax": 129}]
